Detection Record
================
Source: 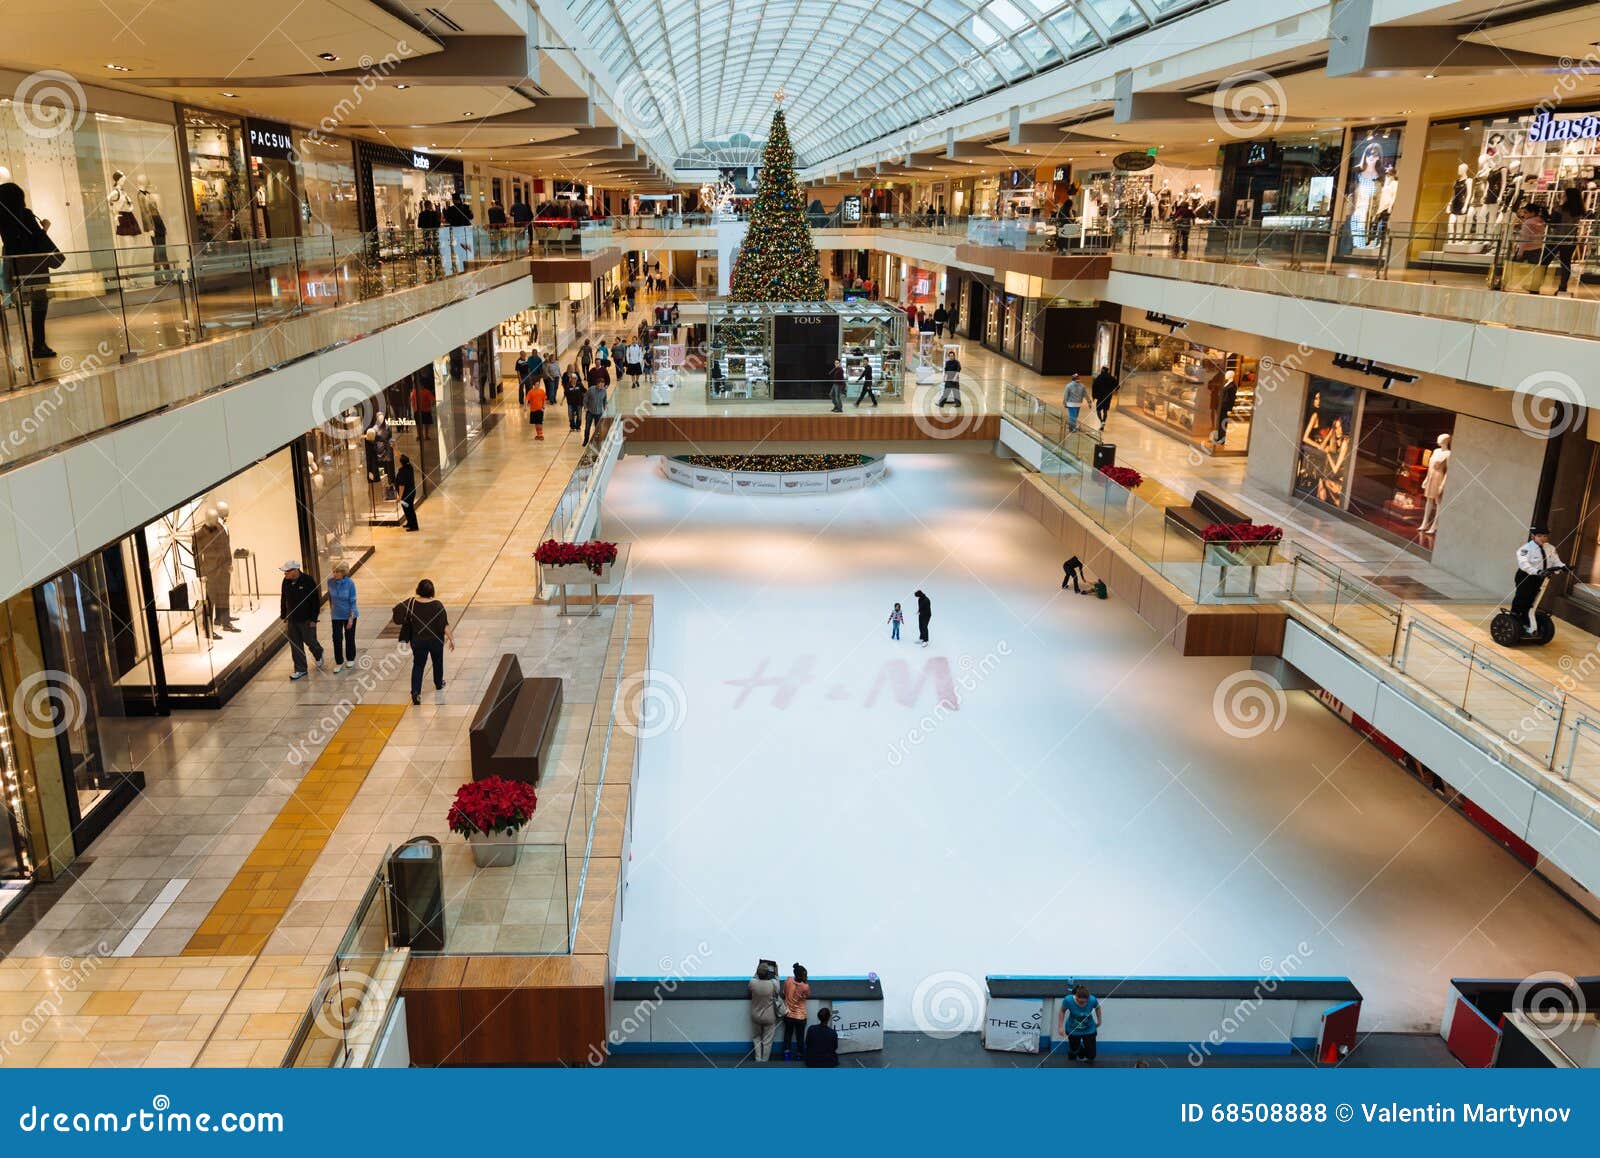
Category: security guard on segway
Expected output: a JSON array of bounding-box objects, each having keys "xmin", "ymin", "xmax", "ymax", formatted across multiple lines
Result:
[{"xmin": 1491, "ymin": 526, "xmax": 1568, "ymax": 647}]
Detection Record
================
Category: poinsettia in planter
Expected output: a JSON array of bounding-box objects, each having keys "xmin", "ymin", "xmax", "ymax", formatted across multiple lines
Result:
[
  {"xmin": 535, "ymin": 538, "xmax": 619, "ymax": 584},
  {"xmin": 1096, "ymin": 465, "xmax": 1143, "ymax": 490},
  {"xmin": 1202, "ymin": 521, "xmax": 1284, "ymax": 567},
  {"xmin": 448, "ymin": 776, "xmax": 539, "ymax": 867}
]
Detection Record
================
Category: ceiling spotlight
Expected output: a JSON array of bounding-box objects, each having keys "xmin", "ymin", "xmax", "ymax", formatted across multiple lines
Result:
[
  {"xmin": 220, "ymin": 91, "xmax": 238, "ymax": 98},
  {"xmin": 396, "ymin": 83, "xmax": 410, "ymax": 90},
  {"xmin": 462, "ymin": 111, "xmax": 473, "ymax": 117},
  {"xmin": 1423, "ymin": 73, "xmax": 1436, "ymax": 79},
  {"xmin": 1206, "ymin": 137, "xmax": 1215, "ymax": 143},
  {"xmin": 318, "ymin": 52, "xmax": 340, "ymax": 62},
  {"xmin": 104, "ymin": 62, "xmax": 131, "ymax": 71}
]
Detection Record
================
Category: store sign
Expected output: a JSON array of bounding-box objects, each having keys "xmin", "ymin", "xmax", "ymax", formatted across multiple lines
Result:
[
  {"xmin": 411, "ymin": 152, "xmax": 432, "ymax": 169},
  {"xmin": 246, "ymin": 119, "xmax": 294, "ymax": 160},
  {"xmin": 841, "ymin": 194, "xmax": 862, "ymax": 222},
  {"xmin": 983, "ymin": 998, "xmax": 1045, "ymax": 1053},
  {"xmin": 1113, "ymin": 150, "xmax": 1155, "ymax": 172},
  {"xmin": 1053, "ymin": 165, "xmax": 1071, "ymax": 182},
  {"xmin": 1144, "ymin": 310, "xmax": 1187, "ymax": 332},
  {"xmin": 830, "ymin": 1002, "xmax": 884, "ymax": 1054},
  {"xmin": 1528, "ymin": 110, "xmax": 1600, "ymax": 143}
]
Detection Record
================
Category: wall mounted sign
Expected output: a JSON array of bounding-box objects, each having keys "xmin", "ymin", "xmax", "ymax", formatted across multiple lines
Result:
[
  {"xmin": 1528, "ymin": 110, "xmax": 1600, "ymax": 143},
  {"xmin": 1113, "ymin": 151, "xmax": 1155, "ymax": 172},
  {"xmin": 1143, "ymin": 310, "xmax": 1187, "ymax": 332},
  {"xmin": 411, "ymin": 152, "xmax": 433, "ymax": 169},
  {"xmin": 841, "ymin": 194, "xmax": 862, "ymax": 223},
  {"xmin": 1330, "ymin": 352, "xmax": 1419, "ymax": 390},
  {"xmin": 246, "ymin": 119, "xmax": 294, "ymax": 160}
]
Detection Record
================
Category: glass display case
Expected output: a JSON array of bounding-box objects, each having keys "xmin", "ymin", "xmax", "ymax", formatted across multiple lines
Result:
[
  {"xmin": 706, "ymin": 300, "xmax": 906, "ymax": 403},
  {"xmin": 1120, "ymin": 325, "xmax": 1257, "ymax": 455}
]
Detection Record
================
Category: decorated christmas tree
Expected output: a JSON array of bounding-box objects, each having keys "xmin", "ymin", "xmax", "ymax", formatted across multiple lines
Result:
[{"xmin": 729, "ymin": 103, "xmax": 826, "ymax": 302}]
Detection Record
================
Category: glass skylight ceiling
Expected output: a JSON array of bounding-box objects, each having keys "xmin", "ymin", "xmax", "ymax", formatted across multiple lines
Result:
[{"xmin": 565, "ymin": 0, "xmax": 1210, "ymax": 166}]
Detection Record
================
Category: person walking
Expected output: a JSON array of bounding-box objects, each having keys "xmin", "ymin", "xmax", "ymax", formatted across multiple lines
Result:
[
  {"xmin": 1058, "ymin": 984, "xmax": 1103, "ymax": 1064},
  {"xmin": 579, "ymin": 338, "xmax": 594, "ymax": 376},
  {"xmin": 395, "ymin": 453, "xmax": 419, "ymax": 532},
  {"xmin": 326, "ymin": 562, "xmax": 358, "ymax": 672},
  {"xmin": 888, "ymin": 602, "xmax": 904, "ymax": 641},
  {"xmin": 748, "ymin": 961, "xmax": 783, "ymax": 1063},
  {"xmin": 914, "ymin": 589, "xmax": 931, "ymax": 647},
  {"xmin": 804, "ymin": 1007, "xmax": 840, "ymax": 1068},
  {"xmin": 526, "ymin": 376, "xmax": 547, "ymax": 440},
  {"xmin": 1062, "ymin": 556, "xmax": 1087, "ymax": 593},
  {"xmin": 563, "ymin": 365, "xmax": 586, "ymax": 431},
  {"xmin": 828, "ymin": 358, "xmax": 846, "ymax": 412},
  {"xmin": 1091, "ymin": 364, "xmax": 1119, "ymax": 428},
  {"xmin": 596, "ymin": 339, "xmax": 611, "ymax": 370},
  {"xmin": 0, "ymin": 182, "xmax": 61, "ymax": 359},
  {"xmin": 780, "ymin": 963, "xmax": 810, "ymax": 1061},
  {"xmin": 278, "ymin": 561, "xmax": 324, "ymax": 680},
  {"xmin": 1541, "ymin": 188, "xmax": 1584, "ymax": 295},
  {"xmin": 583, "ymin": 370, "xmax": 609, "ymax": 446},
  {"xmin": 400, "ymin": 579, "xmax": 454, "ymax": 705},
  {"xmin": 933, "ymin": 303, "xmax": 948, "ymax": 338},
  {"xmin": 939, "ymin": 351, "xmax": 962, "ymax": 407},
  {"xmin": 540, "ymin": 349, "xmax": 560, "ymax": 407},
  {"xmin": 1063, "ymin": 374, "xmax": 1089, "ymax": 433},
  {"xmin": 853, "ymin": 359, "xmax": 878, "ymax": 408}
]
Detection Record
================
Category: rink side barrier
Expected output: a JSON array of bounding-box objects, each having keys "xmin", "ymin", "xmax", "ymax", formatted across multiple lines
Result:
[
  {"xmin": 610, "ymin": 976, "xmax": 884, "ymax": 1054},
  {"xmin": 1441, "ymin": 976, "xmax": 1600, "ymax": 1068},
  {"xmin": 984, "ymin": 975, "xmax": 1362, "ymax": 1060}
]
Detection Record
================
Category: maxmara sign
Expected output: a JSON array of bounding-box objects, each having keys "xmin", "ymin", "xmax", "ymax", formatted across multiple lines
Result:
[{"xmin": 1528, "ymin": 109, "xmax": 1600, "ymax": 143}]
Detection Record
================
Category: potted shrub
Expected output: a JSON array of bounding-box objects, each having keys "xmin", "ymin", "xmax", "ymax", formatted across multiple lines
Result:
[
  {"xmin": 535, "ymin": 538, "xmax": 619, "ymax": 585},
  {"xmin": 1095, "ymin": 464, "xmax": 1143, "ymax": 506},
  {"xmin": 1202, "ymin": 521, "xmax": 1284, "ymax": 567},
  {"xmin": 448, "ymin": 776, "xmax": 539, "ymax": 867}
]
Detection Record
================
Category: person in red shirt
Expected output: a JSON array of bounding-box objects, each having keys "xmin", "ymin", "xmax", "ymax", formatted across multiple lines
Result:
[
  {"xmin": 526, "ymin": 380, "xmax": 547, "ymax": 440},
  {"xmin": 410, "ymin": 384, "xmax": 435, "ymax": 441}
]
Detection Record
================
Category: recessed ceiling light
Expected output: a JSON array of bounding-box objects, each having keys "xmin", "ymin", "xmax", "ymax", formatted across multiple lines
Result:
[
  {"xmin": 318, "ymin": 52, "xmax": 339, "ymax": 62},
  {"xmin": 1207, "ymin": 137, "xmax": 1216, "ymax": 143},
  {"xmin": 396, "ymin": 83, "xmax": 410, "ymax": 90},
  {"xmin": 105, "ymin": 63, "xmax": 131, "ymax": 71},
  {"xmin": 220, "ymin": 91, "xmax": 238, "ymax": 98},
  {"xmin": 462, "ymin": 112, "xmax": 473, "ymax": 117},
  {"xmin": 1424, "ymin": 73, "xmax": 1435, "ymax": 79}
]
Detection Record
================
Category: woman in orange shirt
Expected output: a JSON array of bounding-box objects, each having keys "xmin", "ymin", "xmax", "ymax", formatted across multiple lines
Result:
[
  {"xmin": 781, "ymin": 963, "xmax": 809, "ymax": 1061},
  {"xmin": 526, "ymin": 379, "xmax": 547, "ymax": 440}
]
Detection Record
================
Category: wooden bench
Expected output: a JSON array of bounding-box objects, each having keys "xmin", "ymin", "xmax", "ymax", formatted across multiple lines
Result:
[
  {"xmin": 1164, "ymin": 487, "xmax": 1250, "ymax": 541},
  {"xmin": 469, "ymin": 654, "xmax": 562, "ymax": 785}
]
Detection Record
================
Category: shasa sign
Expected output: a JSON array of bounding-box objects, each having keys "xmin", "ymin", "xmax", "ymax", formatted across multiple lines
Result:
[{"xmin": 1113, "ymin": 150, "xmax": 1156, "ymax": 172}]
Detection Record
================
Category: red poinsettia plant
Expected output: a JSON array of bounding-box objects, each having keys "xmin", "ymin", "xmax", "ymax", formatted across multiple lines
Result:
[
  {"xmin": 1202, "ymin": 521, "xmax": 1284, "ymax": 544},
  {"xmin": 1097, "ymin": 465, "xmax": 1143, "ymax": 489},
  {"xmin": 534, "ymin": 538, "xmax": 619, "ymax": 574},
  {"xmin": 447, "ymin": 776, "xmax": 538, "ymax": 838}
]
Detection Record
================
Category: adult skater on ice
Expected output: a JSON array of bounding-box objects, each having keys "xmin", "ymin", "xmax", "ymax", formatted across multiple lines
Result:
[
  {"xmin": 1062, "ymin": 556, "xmax": 1086, "ymax": 593},
  {"xmin": 914, "ymin": 589, "xmax": 931, "ymax": 646}
]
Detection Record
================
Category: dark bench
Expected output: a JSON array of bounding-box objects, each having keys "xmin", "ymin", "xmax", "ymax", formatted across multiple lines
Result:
[
  {"xmin": 469, "ymin": 654, "xmax": 563, "ymax": 785},
  {"xmin": 1164, "ymin": 487, "xmax": 1250, "ymax": 541}
]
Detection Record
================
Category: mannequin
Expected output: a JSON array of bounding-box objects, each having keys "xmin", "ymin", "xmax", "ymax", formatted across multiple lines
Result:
[
  {"xmin": 193, "ymin": 507, "xmax": 238, "ymax": 637},
  {"xmin": 1419, "ymin": 433, "xmax": 1451, "ymax": 534},
  {"xmin": 1157, "ymin": 179, "xmax": 1173, "ymax": 221},
  {"xmin": 1212, "ymin": 368, "xmax": 1239, "ymax": 446},
  {"xmin": 1372, "ymin": 167, "xmax": 1400, "ymax": 246},
  {"xmin": 1447, "ymin": 163, "xmax": 1473, "ymax": 244},
  {"xmin": 136, "ymin": 173, "xmax": 170, "ymax": 277}
]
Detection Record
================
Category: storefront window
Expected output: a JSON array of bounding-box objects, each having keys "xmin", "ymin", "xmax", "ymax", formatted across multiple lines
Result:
[
  {"xmin": 1414, "ymin": 107, "xmax": 1600, "ymax": 260},
  {"xmin": 1218, "ymin": 132, "xmax": 1342, "ymax": 225},
  {"xmin": 371, "ymin": 161, "xmax": 456, "ymax": 231},
  {"xmin": 1120, "ymin": 326, "xmax": 1257, "ymax": 455},
  {"xmin": 295, "ymin": 132, "xmax": 359, "ymax": 235},
  {"xmin": 0, "ymin": 99, "xmax": 188, "ymax": 259},
  {"xmin": 183, "ymin": 108, "xmax": 247, "ymax": 245},
  {"xmin": 33, "ymin": 538, "xmax": 153, "ymax": 835},
  {"xmin": 143, "ymin": 449, "xmax": 303, "ymax": 697},
  {"xmin": 1294, "ymin": 376, "xmax": 1455, "ymax": 545},
  {"xmin": 304, "ymin": 419, "xmax": 376, "ymax": 575}
]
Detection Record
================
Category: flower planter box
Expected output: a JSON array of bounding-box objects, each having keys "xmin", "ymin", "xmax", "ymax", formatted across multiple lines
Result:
[
  {"xmin": 542, "ymin": 562, "xmax": 612, "ymax": 585},
  {"xmin": 1205, "ymin": 541, "xmax": 1278, "ymax": 568},
  {"xmin": 469, "ymin": 833, "xmax": 520, "ymax": 868}
]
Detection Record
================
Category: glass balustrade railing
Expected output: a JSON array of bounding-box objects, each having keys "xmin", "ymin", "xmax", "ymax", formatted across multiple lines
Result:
[{"xmin": 0, "ymin": 225, "xmax": 533, "ymax": 391}]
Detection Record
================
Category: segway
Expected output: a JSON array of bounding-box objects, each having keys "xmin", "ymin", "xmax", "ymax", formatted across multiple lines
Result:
[{"xmin": 1490, "ymin": 567, "xmax": 1566, "ymax": 647}]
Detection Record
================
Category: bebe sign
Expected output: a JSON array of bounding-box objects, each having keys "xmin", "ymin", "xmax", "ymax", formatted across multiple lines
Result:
[{"xmin": 1528, "ymin": 109, "xmax": 1600, "ymax": 143}]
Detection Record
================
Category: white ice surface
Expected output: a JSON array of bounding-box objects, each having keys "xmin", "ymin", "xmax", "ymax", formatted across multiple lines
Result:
[{"xmin": 607, "ymin": 453, "xmax": 1600, "ymax": 1031}]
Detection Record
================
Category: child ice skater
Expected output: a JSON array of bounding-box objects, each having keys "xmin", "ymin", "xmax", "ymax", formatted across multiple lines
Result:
[{"xmin": 888, "ymin": 602, "xmax": 904, "ymax": 640}]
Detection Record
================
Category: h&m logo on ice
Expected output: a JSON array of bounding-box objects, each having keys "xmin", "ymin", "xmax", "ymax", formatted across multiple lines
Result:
[{"xmin": 725, "ymin": 655, "xmax": 960, "ymax": 711}]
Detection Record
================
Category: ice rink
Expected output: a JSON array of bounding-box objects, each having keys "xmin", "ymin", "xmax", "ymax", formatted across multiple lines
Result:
[{"xmin": 606, "ymin": 452, "xmax": 1600, "ymax": 1031}]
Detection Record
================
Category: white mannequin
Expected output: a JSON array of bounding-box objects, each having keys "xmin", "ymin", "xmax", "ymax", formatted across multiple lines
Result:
[
  {"xmin": 1447, "ymin": 163, "xmax": 1473, "ymax": 244},
  {"xmin": 1419, "ymin": 433, "xmax": 1451, "ymax": 534}
]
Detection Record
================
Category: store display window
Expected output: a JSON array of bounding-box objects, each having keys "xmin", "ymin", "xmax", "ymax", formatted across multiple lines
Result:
[
  {"xmin": 1119, "ymin": 326, "xmax": 1257, "ymax": 455},
  {"xmin": 295, "ymin": 131, "xmax": 359, "ymax": 235},
  {"xmin": 304, "ymin": 419, "xmax": 376, "ymax": 575},
  {"xmin": 183, "ymin": 108, "xmax": 247, "ymax": 245},
  {"xmin": 370, "ymin": 160, "xmax": 457, "ymax": 231},
  {"xmin": 1339, "ymin": 125, "xmax": 1403, "ymax": 255},
  {"xmin": 1217, "ymin": 131, "xmax": 1343, "ymax": 225},
  {"xmin": 1293, "ymin": 376, "xmax": 1455, "ymax": 546},
  {"xmin": 1413, "ymin": 108, "xmax": 1600, "ymax": 263},
  {"xmin": 142, "ymin": 448, "xmax": 303, "ymax": 697},
  {"xmin": 0, "ymin": 98, "xmax": 188, "ymax": 260}
]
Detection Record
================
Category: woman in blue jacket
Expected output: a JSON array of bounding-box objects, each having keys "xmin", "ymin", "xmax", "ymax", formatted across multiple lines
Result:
[{"xmin": 327, "ymin": 562, "xmax": 359, "ymax": 672}]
